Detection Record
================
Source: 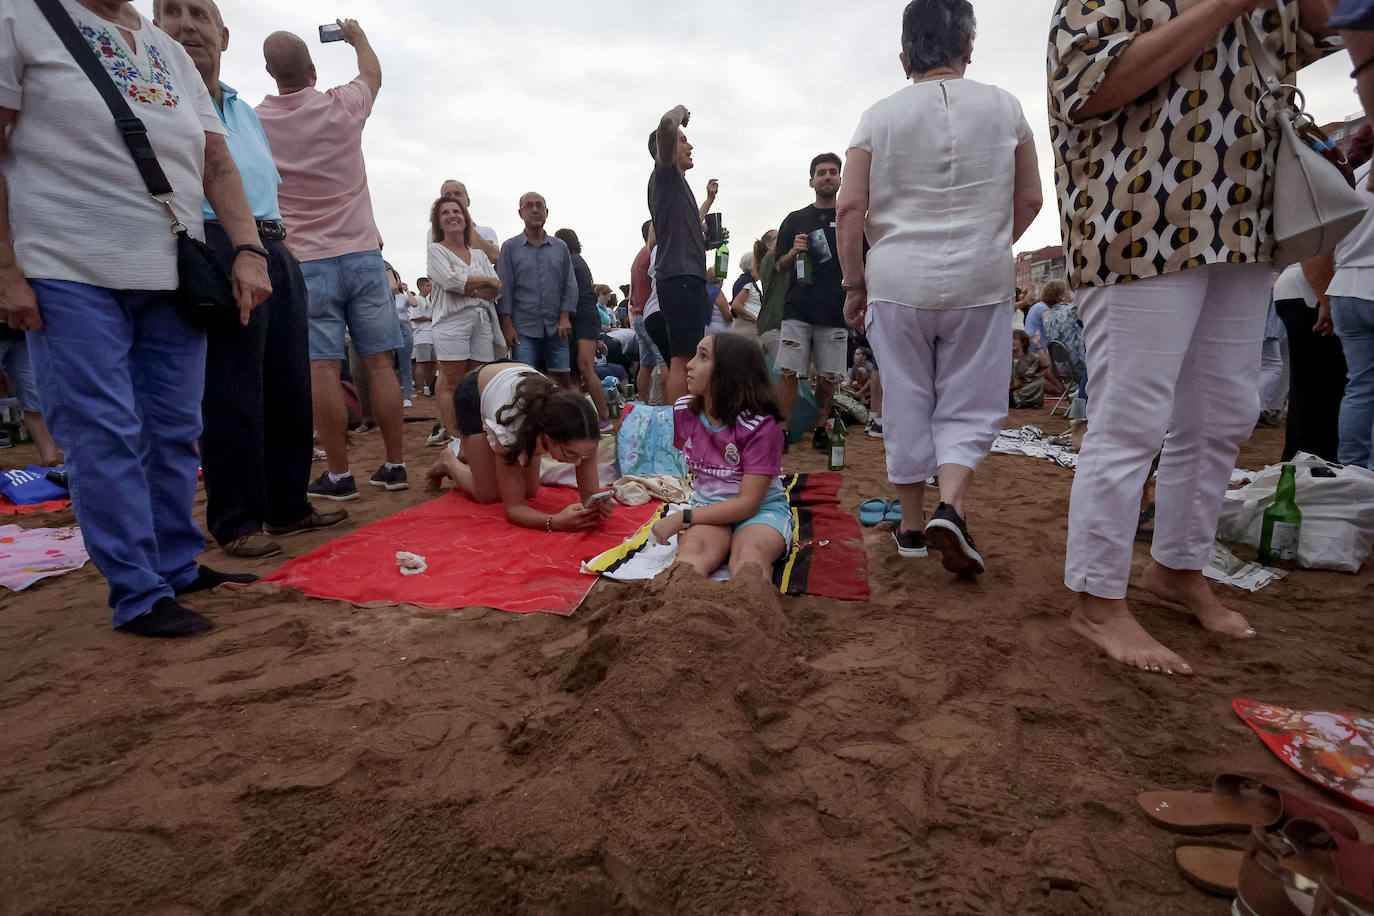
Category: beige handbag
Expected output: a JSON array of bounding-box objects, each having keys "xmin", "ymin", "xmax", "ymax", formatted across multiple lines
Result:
[{"xmin": 1242, "ymin": 16, "xmax": 1365, "ymax": 269}]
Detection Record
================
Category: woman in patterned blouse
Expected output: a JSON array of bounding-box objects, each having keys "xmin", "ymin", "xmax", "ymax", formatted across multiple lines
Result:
[{"xmin": 1047, "ymin": 0, "xmax": 1339, "ymax": 676}]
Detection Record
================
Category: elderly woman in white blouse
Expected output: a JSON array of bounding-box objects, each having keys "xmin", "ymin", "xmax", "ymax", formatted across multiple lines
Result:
[
  {"xmin": 427, "ymin": 194, "xmax": 502, "ymax": 444},
  {"xmin": 838, "ymin": 0, "xmax": 1041, "ymax": 577}
]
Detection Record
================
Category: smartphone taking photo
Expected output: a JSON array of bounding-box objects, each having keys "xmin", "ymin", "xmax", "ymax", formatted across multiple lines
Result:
[
  {"xmin": 583, "ymin": 491, "xmax": 614, "ymax": 509},
  {"xmin": 318, "ymin": 23, "xmax": 344, "ymax": 43}
]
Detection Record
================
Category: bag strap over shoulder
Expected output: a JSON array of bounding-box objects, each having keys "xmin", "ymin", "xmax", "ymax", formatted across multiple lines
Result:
[
  {"xmin": 33, "ymin": 0, "xmax": 181, "ymax": 226},
  {"xmin": 1240, "ymin": 14, "xmax": 1287, "ymax": 98}
]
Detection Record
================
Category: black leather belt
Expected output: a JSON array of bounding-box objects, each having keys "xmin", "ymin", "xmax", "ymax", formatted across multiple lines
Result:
[
  {"xmin": 206, "ymin": 219, "xmax": 286, "ymax": 242},
  {"xmin": 256, "ymin": 220, "xmax": 286, "ymax": 241}
]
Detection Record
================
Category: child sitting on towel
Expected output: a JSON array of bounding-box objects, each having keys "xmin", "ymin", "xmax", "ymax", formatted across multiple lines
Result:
[
  {"xmin": 652, "ymin": 332, "xmax": 792, "ymax": 577},
  {"xmin": 425, "ymin": 362, "xmax": 614, "ymax": 532}
]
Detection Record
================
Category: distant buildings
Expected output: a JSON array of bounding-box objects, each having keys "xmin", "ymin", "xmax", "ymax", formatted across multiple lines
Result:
[
  {"xmin": 1014, "ymin": 244, "xmax": 1067, "ymax": 294},
  {"xmin": 1320, "ymin": 111, "xmax": 1368, "ymax": 153}
]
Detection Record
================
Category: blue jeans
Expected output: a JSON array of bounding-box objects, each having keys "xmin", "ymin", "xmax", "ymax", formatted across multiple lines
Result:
[
  {"xmin": 513, "ymin": 332, "xmax": 571, "ymax": 374},
  {"xmin": 27, "ymin": 281, "xmax": 207, "ymax": 626},
  {"xmin": 299, "ymin": 249, "xmax": 403, "ymax": 360},
  {"xmin": 397, "ymin": 320, "xmax": 414, "ymax": 399},
  {"xmin": 0, "ymin": 337, "xmax": 42, "ymax": 411},
  {"xmin": 1332, "ymin": 296, "xmax": 1374, "ymax": 469}
]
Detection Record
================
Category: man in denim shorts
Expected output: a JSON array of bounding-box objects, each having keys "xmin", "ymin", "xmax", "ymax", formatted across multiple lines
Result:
[{"xmin": 257, "ymin": 21, "xmax": 407, "ymax": 500}]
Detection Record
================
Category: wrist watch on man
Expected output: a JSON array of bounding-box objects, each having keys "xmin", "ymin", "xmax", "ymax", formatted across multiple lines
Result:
[
  {"xmin": 234, "ymin": 244, "xmax": 269, "ymax": 260},
  {"xmin": 681, "ymin": 508, "xmax": 693, "ymax": 528}
]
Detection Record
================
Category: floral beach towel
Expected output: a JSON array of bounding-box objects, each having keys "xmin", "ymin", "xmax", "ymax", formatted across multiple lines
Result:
[
  {"xmin": 0, "ymin": 524, "xmax": 89, "ymax": 591},
  {"xmin": 1234, "ymin": 699, "xmax": 1374, "ymax": 817}
]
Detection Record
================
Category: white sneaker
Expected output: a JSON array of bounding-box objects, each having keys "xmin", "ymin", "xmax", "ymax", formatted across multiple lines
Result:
[
  {"xmin": 866, "ymin": 418, "xmax": 884, "ymax": 438},
  {"xmin": 403, "ymin": 398, "xmax": 413, "ymax": 408},
  {"xmin": 426, "ymin": 424, "xmax": 447, "ymax": 446}
]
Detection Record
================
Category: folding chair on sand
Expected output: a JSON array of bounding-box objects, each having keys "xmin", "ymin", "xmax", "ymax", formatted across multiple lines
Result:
[{"xmin": 1047, "ymin": 340, "xmax": 1081, "ymax": 417}]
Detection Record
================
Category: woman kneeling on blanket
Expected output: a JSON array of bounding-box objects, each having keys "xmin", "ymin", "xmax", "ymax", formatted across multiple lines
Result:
[
  {"xmin": 652, "ymin": 333, "xmax": 794, "ymax": 577},
  {"xmin": 426, "ymin": 363, "xmax": 613, "ymax": 531}
]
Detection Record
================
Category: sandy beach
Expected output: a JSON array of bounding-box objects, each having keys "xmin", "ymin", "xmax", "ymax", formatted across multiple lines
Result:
[{"xmin": 1, "ymin": 402, "xmax": 1370, "ymax": 915}]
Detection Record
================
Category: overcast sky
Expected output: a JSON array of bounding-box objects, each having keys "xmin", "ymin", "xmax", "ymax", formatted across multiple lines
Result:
[{"xmin": 138, "ymin": 0, "xmax": 1366, "ymax": 292}]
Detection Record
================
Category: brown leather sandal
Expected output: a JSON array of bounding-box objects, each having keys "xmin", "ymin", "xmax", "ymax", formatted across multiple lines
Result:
[
  {"xmin": 1137, "ymin": 773, "xmax": 1360, "ymax": 837},
  {"xmin": 1234, "ymin": 819, "xmax": 1374, "ymax": 916}
]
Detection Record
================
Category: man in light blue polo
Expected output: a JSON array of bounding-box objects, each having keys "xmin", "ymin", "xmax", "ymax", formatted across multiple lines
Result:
[
  {"xmin": 496, "ymin": 192, "xmax": 577, "ymax": 387},
  {"xmin": 155, "ymin": 0, "xmax": 347, "ymax": 558}
]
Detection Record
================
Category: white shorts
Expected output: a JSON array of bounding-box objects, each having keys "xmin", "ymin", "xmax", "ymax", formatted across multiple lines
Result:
[
  {"xmin": 776, "ymin": 319, "xmax": 847, "ymax": 382},
  {"xmin": 432, "ymin": 307, "xmax": 494, "ymax": 363}
]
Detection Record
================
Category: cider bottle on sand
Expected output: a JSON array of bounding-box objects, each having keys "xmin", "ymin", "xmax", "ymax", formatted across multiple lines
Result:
[{"xmin": 1259, "ymin": 464, "xmax": 1301, "ymax": 567}]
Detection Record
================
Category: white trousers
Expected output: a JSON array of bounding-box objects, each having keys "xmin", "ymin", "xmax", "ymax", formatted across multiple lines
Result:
[
  {"xmin": 866, "ymin": 300, "xmax": 1009, "ymax": 484},
  {"xmin": 1259, "ymin": 337, "xmax": 1290, "ymax": 411},
  {"xmin": 1066, "ymin": 263, "xmax": 1270, "ymax": 598}
]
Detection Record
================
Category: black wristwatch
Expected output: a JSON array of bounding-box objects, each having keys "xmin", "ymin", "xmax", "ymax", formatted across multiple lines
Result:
[
  {"xmin": 681, "ymin": 508, "xmax": 693, "ymax": 528},
  {"xmin": 234, "ymin": 244, "xmax": 269, "ymax": 260}
]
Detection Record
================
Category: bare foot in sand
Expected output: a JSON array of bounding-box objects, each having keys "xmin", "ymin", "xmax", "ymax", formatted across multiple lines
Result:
[
  {"xmin": 1069, "ymin": 593, "xmax": 1194, "ymax": 676},
  {"xmin": 1142, "ymin": 561, "xmax": 1256, "ymax": 639}
]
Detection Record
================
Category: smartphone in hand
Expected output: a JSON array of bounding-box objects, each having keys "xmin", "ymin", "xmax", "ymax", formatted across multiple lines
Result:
[
  {"xmin": 319, "ymin": 23, "xmax": 344, "ymax": 42},
  {"xmin": 583, "ymin": 491, "xmax": 615, "ymax": 509}
]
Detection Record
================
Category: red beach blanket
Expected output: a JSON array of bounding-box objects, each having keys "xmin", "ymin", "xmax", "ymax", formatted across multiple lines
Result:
[
  {"xmin": 1234, "ymin": 699, "xmax": 1374, "ymax": 817},
  {"xmin": 263, "ymin": 489, "xmax": 661, "ymax": 616}
]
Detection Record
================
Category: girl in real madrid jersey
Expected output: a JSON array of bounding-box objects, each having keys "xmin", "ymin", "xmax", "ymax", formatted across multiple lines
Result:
[{"xmin": 652, "ymin": 332, "xmax": 793, "ymax": 577}]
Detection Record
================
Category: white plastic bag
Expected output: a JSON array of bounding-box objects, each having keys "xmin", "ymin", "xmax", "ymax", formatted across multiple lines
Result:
[{"xmin": 1216, "ymin": 454, "xmax": 1374, "ymax": 573}]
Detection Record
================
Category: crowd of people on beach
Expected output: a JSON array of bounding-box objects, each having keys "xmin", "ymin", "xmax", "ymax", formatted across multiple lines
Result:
[{"xmin": 2, "ymin": 0, "xmax": 1374, "ymax": 680}]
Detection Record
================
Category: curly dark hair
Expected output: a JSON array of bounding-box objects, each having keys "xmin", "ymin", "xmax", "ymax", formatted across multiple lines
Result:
[
  {"xmin": 429, "ymin": 194, "xmax": 473, "ymax": 246},
  {"xmin": 494, "ymin": 373, "xmax": 600, "ymax": 466},
  {"xmin": 688, "ymin": 332, "xmax": 782, "ymax": 429}
]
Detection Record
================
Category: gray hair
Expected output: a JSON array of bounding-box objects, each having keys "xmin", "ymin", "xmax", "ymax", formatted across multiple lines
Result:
[{"xmin": 901, "ymin": 0, "xmax": 976, "ymax": 75}]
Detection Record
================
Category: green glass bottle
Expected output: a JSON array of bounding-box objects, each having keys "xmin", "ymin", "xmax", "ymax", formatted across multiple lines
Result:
[
  {"xmin": 796, "ymin": 252, "xmax": 814, "ymax": 285},
  {"xmin": 827, "ymin": 419, "xmax": 846, "ymax": 471},
  {"xmin": 1258, "ymin": 464, "xmax": 1302, "ymax": 566},
  {"xmin": 714, "ymin": 241, "xmax": 729, "ymax": 280}
]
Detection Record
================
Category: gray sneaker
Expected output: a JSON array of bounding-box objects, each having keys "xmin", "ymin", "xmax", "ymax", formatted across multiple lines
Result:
[
  {"xmin": 369, "ymin": 464, "xmax": 409, "ymax": 491},
  {"xmin": 307, "ymin": 471, "xmax": 359, "ymax": 501},
  {"xmin": 426, "ymin": 424, "xmax": 447, "ymax": 446}
]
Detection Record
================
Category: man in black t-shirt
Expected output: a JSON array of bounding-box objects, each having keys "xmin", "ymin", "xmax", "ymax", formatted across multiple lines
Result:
[
  {"xmin": 772, "ymin": 153, "xmax": 847, "ymax": 452},
  {"xmin": 646, "ymin": 103, "xmax": 711, "ymax": 402}
]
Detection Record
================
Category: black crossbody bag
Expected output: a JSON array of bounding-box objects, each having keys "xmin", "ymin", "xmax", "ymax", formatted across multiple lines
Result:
[{"xmin": 36, "ymin": 0, "xmax": 236, "ymax": 326}]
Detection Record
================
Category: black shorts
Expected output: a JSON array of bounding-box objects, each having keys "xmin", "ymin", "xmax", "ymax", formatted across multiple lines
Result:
[
  {"xmin": 573, "ymin": 298, "xmax": 601, "ymax": 342},
  {"xmin": 454, "ymin": 358, "xmax": 520, "ymax": 438},
  {"xmin": 656, "ymin": 275, "xmax": 709, "ymax": 358},
  {"xmin": 454, "ymin": 367, "xmax": 485, "ymax": 438}
]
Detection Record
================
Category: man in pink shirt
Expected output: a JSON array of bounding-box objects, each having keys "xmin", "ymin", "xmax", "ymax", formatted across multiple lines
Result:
[{"xmin": 256, "ymin": 19, "xmax": 407, "ymax": 501}]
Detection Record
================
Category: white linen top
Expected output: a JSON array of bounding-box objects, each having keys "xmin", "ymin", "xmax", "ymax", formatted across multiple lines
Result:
[
  {"xmin": 427, "ymin": 242, "xmax": 498, "ymax": 323},
  {"xmin": 481, "ymin": 365, "xmax": 537, "ymax": 458},
  {"xmin": 1330, "ymin": 165, "xmax": 1374, "ymax": 300},
  {"xmin": 849, "ymin": 78, "xmax": 1032, "ymax": 311},
  {"xmin": 0, "ymin": 0, "xmax": 223, "ymax": 289}
]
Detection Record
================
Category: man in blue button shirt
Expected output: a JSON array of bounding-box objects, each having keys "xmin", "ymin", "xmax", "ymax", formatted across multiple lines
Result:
[
  {"xmin": 497, "ymin": 192, "xmax": 578, "ymax": 387},
  {"xmin": 156, "ymin": 0, "xmax": 347, "ymax": 558}
]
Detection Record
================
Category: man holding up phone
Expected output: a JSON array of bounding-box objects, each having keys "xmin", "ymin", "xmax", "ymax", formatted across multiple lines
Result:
[{"xmin": 257, "ymin": 20, "xmax": 409, "ymax": 501}]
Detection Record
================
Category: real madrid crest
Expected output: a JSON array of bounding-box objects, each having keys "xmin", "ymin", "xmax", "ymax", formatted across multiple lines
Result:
[{"xmin": 724, "ymin": 443, "xmax": 741, "ymax": 467}]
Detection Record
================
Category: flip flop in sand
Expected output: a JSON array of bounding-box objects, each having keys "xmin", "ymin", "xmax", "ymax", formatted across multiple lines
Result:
[
  {"xmin": 1137, "ymin": 773, "xmax": 1360, "ymax": 838},
  {"xmin": 884, "ymin": 498, "xmax": 903, "ymax": 524},
  {"xmin": 1174, "ymin": 842, "xmax": 1245, "ymax": 896},
  {"xmin": 859, "ymin": 498, "xmax": 890, "ymax": 527}
]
